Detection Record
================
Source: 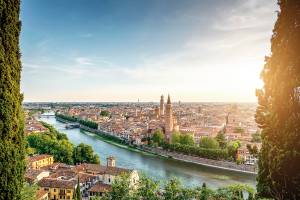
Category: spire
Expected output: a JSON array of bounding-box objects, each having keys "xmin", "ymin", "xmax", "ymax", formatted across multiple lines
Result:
[{"xmin": 167, "ymin": 94, "xmax": 171, "ymax": 104}]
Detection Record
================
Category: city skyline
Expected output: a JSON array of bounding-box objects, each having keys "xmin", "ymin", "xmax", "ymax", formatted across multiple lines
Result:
[{"xmin": 21, "ymin": 0, "xmax": 278, "ymax": 102}]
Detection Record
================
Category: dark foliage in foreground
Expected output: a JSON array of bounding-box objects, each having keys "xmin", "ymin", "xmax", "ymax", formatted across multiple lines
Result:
[
  {"xmin": 0, "ymin": 0, "xmax": 25, "ymax": 199},
  {"xmin": 255, "ymin": 0, "xmax": 300, "ymax": 199}
]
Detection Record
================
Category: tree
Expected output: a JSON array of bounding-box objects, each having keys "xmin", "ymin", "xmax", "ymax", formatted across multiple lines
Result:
[
  {"xmin": 152, "ymin": 129, "xmax": 165, "ymax": 145},
  {"xmin": 246, "ymin": 144, "xmax": 259, "ymax": 157},
  {"xmin": 100, "ymin": 110, "xmax": 110, "ymax": 117},
  {"xmin": 163, "ymin": 178, "xmax": 183, "ymax": 200},
  {"xmin": 75, "ymin": 177, "xmax": 82, "ymax": 200},
  {"xmin": 171, "ymin": 131, "xmax": 181, "ymax": 144},
  {"xmin": 171, "ymin": 132, "xmax": 194, "ymax": 146},
  {"xmin": 215, "ymin": 131, "xmax": 227, "ymax": 149},
  {"xmin": 251, "ymin": 132, "xmax": 261, "ymax": 143},
  {"xmin": 108, "ymin": 174, "xmax": 132, "ymax": 200},
  {"xmin": 179, "ymin": 133, "xmax": 194, "ymax": 146},
  {"xmin": 226, "ymin": 141, "xmax": 241, "ymax": 161},
  {"xmin": 73, "ymin": 143, "xmax": 100, "ymax": 164},
  {"xmin": 134, "ymin": 174, "xmax": 160, "ymax": 200},
  {"xmin": 0, "ymin": 0, "xmax": 26, "ymax": 199},
  {"xmin": 199, "ymin": 137, "xmax": 219, "ymax": 149},
  {"xmin": 20, "ymin": 183, "xmax": 38, "ymax": 200},
  {"xmin": 255, "ymin": 1, "xmax": 300, "ymax": 198},
  {"xmin": 233, "ymin": 127, "xmax": 244, "ymax": 134}
]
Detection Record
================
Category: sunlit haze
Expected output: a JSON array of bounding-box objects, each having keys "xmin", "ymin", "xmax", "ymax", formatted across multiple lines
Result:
[{"xmin": 20, "ymin": 0, "xmax": 278, "ymax": 102}]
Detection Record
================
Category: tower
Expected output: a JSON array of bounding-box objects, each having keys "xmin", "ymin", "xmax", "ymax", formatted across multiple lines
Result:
[
  {"xmin": 107, "ymin": 156, "xmax": 116, "ymax": 167},
  {"xmin": 160, "ymin": 95, "xmax": 164, "ymax": 116},
  {"xmin": 165, "ymin": 95, "xmax": 173, "ymax": 141}
]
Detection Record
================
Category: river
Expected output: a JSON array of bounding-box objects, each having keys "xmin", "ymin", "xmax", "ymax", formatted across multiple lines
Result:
[{"xmin": 40, "ymin": 116, "xmax": 256, "ymax": 189}]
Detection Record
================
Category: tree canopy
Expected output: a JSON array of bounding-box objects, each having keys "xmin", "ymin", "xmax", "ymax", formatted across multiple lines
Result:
[
  {"xmin": 255, "ymin": 1, "xmax": 300, "ymax": 198},
  {"xmin": 27, "ymin": 123, "xmax": 99, "ymax": 165},
  {"xmin": 0, "ymin": 0, "xmax": 25, "ymax": 199},
  {"xmin": 199, "ymin": 137, "xmax": 220, "ymax": 149},
  {"xmin": 152, "ymin": 129, "xmax": 165, "ymax": 145}
]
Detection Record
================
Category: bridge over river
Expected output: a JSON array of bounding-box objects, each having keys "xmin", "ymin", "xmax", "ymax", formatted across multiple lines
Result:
[{"xmin": 39, "ymin": 115, "xmax": 256, "ymax": 189}]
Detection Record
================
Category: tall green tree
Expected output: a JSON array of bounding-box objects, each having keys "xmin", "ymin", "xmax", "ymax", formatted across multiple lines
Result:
[
  {"xmin": 171, "ymin": 131, "xmax": 181, "ymax": 144},
  {"xmin": 152, "ymin": 129, "xmax": 165, "ymax": 145},
  {"xmin": 0, "ymin": 0, "xmax": 25, "ymax": 199},
  {"xmin": 199, "ymin": 137, "xmax": 219, "ymax": 149},
  {"xmin": 215, "ymin": 131, "xmax": 227, "ymax": 149},
  {"xmin": 179, "ymin": 133, "xmax": 194, "ymax": 146},
  {"xmin": 255, "ymin": 0, "xmax": 300, "ymax": 198},
  {"xmin": 134, "ymin": 174, "xmax": 160, "ymax": 200},
  {"xmin": 75, "ymin": 177, "xmax": 82, "ymax": 200}
]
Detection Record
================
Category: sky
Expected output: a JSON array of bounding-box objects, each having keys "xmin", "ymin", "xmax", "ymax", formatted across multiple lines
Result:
[{"xmin": 20, "ymin": 0, "xmax": 278, "ymax": 102}]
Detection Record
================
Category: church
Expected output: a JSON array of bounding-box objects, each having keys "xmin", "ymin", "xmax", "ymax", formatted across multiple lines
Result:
[{"xmin": 154, "ymin": 94, "xmax": 179, "ymax": 142}]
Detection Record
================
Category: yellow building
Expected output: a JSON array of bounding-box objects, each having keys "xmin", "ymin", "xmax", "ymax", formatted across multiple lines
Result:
[
  {"xmin": 38, "ymin": 178, "xmax": 76, "ymax": 200},
  {"xmin": 28, "ymin": 154, "xmax": 54, "ymax": 169}
]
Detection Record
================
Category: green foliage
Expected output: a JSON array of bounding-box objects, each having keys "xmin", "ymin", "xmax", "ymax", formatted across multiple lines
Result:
[
  {"xmin": 171, "ymin": 132, "xmax": 194, "ymax": 146},
  {"xmin": 79, "ymin": 119, "xmax": 98, "ymax": 129},
  {"xmin": 56, "ymin": 113, "xmax": 98, "ymax": 129},
  {"xmin": 56, "ymin": 113, "xmax": 78, "ymax": 122},
  {"xmin": 27, "ymin": 133, "xmax": 74, "ymax": 164},
  {"xmin": 179, "ymin": 133, "xmax": 194, "ymax": 146},
  {"xmin": 104, "ymin": 174, "xmax": 132, "ymax": 200},
  {"xmin": 73, "ymin": 143, "xmax": 100, "ymax": 164},
  {"xmin": 27, "ymin": 126, "xmax": 99, "ymax": 164},
  {"xmin": 100, "ymin": 110, "xmax": 110, "ymax": 117},
  {"xmin": 171, "ymin": 131, "xmax": 181, "ymax": 144},
  {"xmin": 20, "ymin": 183, "xmax": 38, "ymax": 200},
  {"xmin": 226, "ymin": 141, "xmax": 241, "ymax": 161},
  {"xmin": 162, "ymin": 143, "xmax": 228, "ymax": 160},
  {"xmin": 101, "ymin": 175, "xmax": 255, "ymax": 200},
  {"xmin": 246, "ymin": 144, "xmax": 258, "ymax": 157},
  {"xmin": 152, "ymin": 129, "xmax": 165, "ymax": 145},
  {"xmin": 251, "ymin": 132, "xmax": 261, "ymax": 143},
  {"xmin": 199, "ymin": 137, "xmax": 220, "ymax": 149},
  {"xmin": 215, "ymin": 184, "xmax": 255, "ymax": 200},
  {"xmin": 255, "ymin": 1, "xmax": 300, "ymax": 199},
  {"xmin": 233, "ymin": 127, "xmax": 244, "ymax": 134},
  {"xmin": 0, "ymin": 0, "xmax": 26, "ymax": 198},
  {"xmin": 163, "ymin": 178, "xmax": 184, "ymax": 200},
  {"xmin": 75, "ymin": 177, "xmax": 82, "ymax": 200},
  {"xmin": 41, "ymin": 122, "xmax": 68, "ymax": 140},
  {"xmin": 134, "ymin": 174, "xmax": 160, "ymax": 200},
  {"xmin": 215, "ymin": 131, "xmax": 227, "ymax": 149}
]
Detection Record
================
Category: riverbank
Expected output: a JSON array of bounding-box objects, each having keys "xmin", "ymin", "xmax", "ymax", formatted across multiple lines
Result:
[
  {"xmin": 142, "ymin": 147, "xmax": 257, "ymax": 175},
  {"xmin": 54, "ymin": 116, "xmax": 257, "ymax": 175},
  {"xmin": 55, "ymin": 116, "xmax": 159, "ymax": 157}
]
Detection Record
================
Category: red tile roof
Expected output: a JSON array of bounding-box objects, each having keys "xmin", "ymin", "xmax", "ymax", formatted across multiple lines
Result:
[
  {"xmin": 89, "ymin": 182, "xmax": 112, "ymax": 193},
  {"xmin": 38, "ymin": 178, "xmax": 76, "ymax": 189},
  {"xmin": 28, "ymin": 154, "xmax": 53, "ymax": 163}
]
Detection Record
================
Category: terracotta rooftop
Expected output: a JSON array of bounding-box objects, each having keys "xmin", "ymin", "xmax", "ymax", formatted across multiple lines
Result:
[
  {"xmin": 38, "ymin": 178, "xmax": 76, "ymax": 189},
  {"xmin": 36, "ymin": 188, "xmax": 48, "ymax": 200},
  {"xmin": 28, "ymin": 154, "xmax": 53, "ymax": 163},
  {"xmin": 88, "ymin": 182, "xmax": 112, "ymax": 193},
  {"xmin": 76, "ymin": 163, "xmax": 131, "ymax": 176},
  {"xmin": 25, "ymin": 169, "xmax": 48, "ymax": 183}
]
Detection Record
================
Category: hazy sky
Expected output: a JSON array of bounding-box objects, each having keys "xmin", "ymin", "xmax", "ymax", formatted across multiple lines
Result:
[{"xmin": 21, "ymin": 0, "xmax": 278, "ymax": 102}]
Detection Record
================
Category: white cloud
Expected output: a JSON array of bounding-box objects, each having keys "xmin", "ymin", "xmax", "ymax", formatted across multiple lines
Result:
[{"xmin": 74, "ymin": 57, "xmax": 93, "ymax": 65}]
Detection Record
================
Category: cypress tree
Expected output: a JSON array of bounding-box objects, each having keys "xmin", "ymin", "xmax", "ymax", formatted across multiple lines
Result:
[
  {"xmin": 0, "ymin": 0, "xmax": 25, "ymax": 199},
  {"xmin": 75, "ymin": 177, "xmax": 82, "ymax": 200},
  {"xmin": 255, "ymin": 0, "xmax": 300, "ymax": 199}
]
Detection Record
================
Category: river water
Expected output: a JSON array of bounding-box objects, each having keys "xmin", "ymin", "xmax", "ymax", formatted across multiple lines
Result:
[{"xmin": 40, "ymin": 116, "xmax": 256, "ymax": 189}]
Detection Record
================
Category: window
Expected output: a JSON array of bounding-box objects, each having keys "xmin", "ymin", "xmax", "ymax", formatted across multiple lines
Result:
[
  {"xmin": 67, "ymin": 190, "xmax": 71, "ymax": 193},
  {"xmin": 44, "ymin": 188, "xmax": 49, "ymax": 191},
  {"xmin": 54, "ymin": 189, "xmax": 56, "ymax": 192},
  {"xmin": 108, "ymin": 178, "xmax": 111, "ymax": 183}
]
